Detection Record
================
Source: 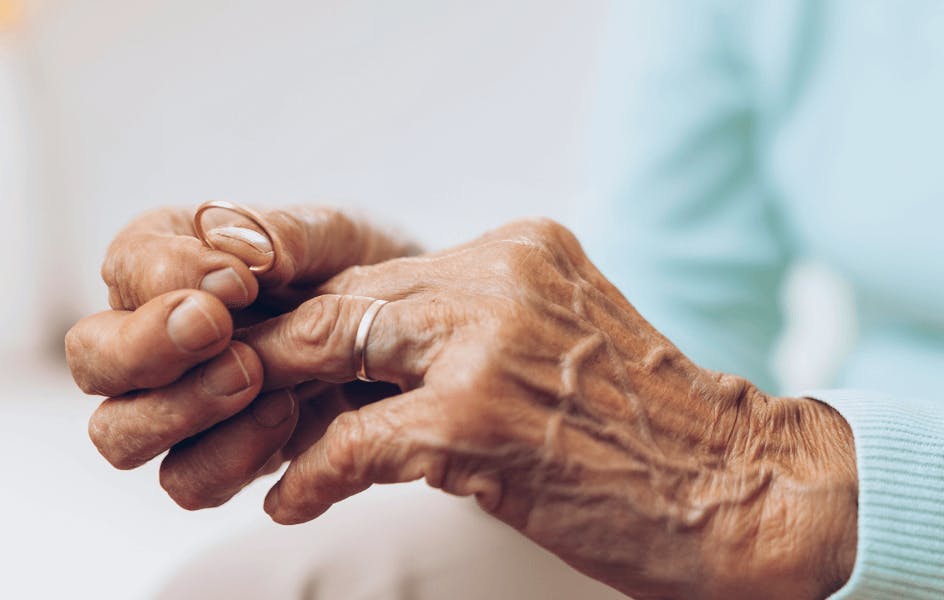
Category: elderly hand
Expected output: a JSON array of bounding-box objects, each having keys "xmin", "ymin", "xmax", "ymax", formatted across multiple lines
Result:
[
  {"xmin": 67, "ymin": 211, "xmax": 857, "ymax": 599},
  {"xmin": 237, "ymin": 218, "xmax": 855, "ymax": 600},
  {"xmin": 65, "ymin": 204, "xmax": 416, "ymax": 503}
]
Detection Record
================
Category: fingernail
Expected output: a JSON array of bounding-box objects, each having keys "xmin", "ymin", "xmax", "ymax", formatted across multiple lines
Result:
[
  {"xmin": 202, "ymin": 347, "xmax": 252, "ymax": 396},
  {"xmin": 200, "ymin": 267, "xmax": 250, "ymax": 307},
  {"xmin": 167, "ymin": 296, "xmax": 224, "ymax": 351},
  {"xmin": 251, "ymin": 390, "xmax": 296, "ymax": 428},
  {"xmin": 208, "ymin": 226, "xmax": 273, "ymax": 253}
]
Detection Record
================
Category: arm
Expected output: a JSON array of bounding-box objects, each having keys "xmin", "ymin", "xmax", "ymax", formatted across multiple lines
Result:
[{"xmin": 581, "ymin": 2, "xmax": 944, "ymax": 597}]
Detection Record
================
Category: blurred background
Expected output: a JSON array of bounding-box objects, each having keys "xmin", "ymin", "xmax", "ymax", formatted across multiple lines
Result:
[{"xmin": 0, "ymin": 1, "xmax": 853, "ymax": 598}]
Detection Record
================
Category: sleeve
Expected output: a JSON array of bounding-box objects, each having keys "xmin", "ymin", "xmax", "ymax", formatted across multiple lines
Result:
[
  {"xmin": 809, "ymin": 391, "xmax": 944, "ymax": 599},
  {"xmin": 576, "ymin": 0, "xmax": 791, "ymax": 394}
]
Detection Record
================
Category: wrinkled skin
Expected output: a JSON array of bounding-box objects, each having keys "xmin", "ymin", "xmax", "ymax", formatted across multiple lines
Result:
[{"xmin": 66, "ymin": 207, "xmax": 858, "ymax": 600}]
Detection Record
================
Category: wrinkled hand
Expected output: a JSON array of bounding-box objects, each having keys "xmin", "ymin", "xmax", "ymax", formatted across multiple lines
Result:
[
  {"xmin": 67, "ymin": 211, "xmax": 858, "ymax": 600},
  {"xmin": 236, "ymin": 219, "xmax": 856, "ymax": 600},
  {"xmin": 66, "ymin": 205, "xmax": 416, "ymax": 505}
]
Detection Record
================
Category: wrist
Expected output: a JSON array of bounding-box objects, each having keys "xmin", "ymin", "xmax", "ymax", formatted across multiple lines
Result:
[
  {"xmin": 794, "ymin": 396, "xmax": 858, "ymax": 596},
  {"xmin": 753, "ymin": 394, "xmax": 858, "ymax": 598},
  {"xmin": 599, "ymin": 333, "xmax": 859, "ymax": 598},
  {"xmin": 682, "ymin": 381, "xmax": 857, "ymax": 600}
]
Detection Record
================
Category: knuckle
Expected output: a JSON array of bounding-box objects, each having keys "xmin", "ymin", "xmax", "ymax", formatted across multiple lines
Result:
[
  {"xmin": 100, "ymin": 253, "xmax": 117, "ymax": 288},
  {"xmin": 505, "ymin": 218, "xmax": 582, "ymax": 267},
  {"xmin": 492, "ymin": 227, "xmax": 581, "ymax": 296},
  {"xmin": 88, "ymin": 412, "xmax": 143, "ymax": 471},
  {"xmin": 100, "ymin": 238, "xmax": 126, "ymax": 288},
  {"xmin": 324, "ymin": 410, "xmax": 366, "ymax": 478},
  {"xmin": 495, "ymin": 238, "xmax": 543, "ymax": 274},
  {"xmin": 64, "ymin": 328, "xmax": 93, "ymax": 393},
  {"xmin": 107, "ymin": 287, "xmax": 124, "ymax": 311},
  {"xmin": 294, "ymin": 295, "xmax": 352, "ymax": 375},
  {"xmin": 419, "ymin": 452, "xmax": 451, "ymax": 490},
  {"xmin": 531, "ymin": 216, "xmax": 569, "ymax": 238},
  {"xmin": 148, "ymin": 255, "xmax": 175, "ymax": 288},
  {"xmin": 342, "ymin": 264, "xmax": 371, "ymax": 283},
  {"xmin": 495, "ymin": 235, "xmax": 558, "ymax": 278},
  {"xmin": 514, "ymin": 217, "xmax": 569, "ymax": 246},
  {"xmin": 101, "ymin": 244, "xmax": 136, "ymax": 308},
  {"xmin": 295, "ymin": 296, "xmax": 338, "ymax": 346}
]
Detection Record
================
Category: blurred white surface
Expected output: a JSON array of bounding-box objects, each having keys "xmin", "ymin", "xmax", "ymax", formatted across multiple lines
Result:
[
  {"xmin": 0, "ymin": 361, "xmax": 461, "ymax": 599},
  {"xmin": 0, "ymin": 362, "xmax": 268, "ymax": 599},
  {"xmin": 0, "ymin": 34, "xmax": 42, "ymax": 354}
]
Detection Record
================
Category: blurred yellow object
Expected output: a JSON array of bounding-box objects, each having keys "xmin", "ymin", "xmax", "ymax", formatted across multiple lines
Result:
[{"xmin": 0, "ymin": 0, "xmax": 22, "ymax": 31}]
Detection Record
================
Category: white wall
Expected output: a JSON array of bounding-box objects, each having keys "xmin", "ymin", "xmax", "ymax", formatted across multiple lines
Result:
[
  {"xmin": 20, "ymin": 0, "xmax": 609, "ymax": 332},
  {"xmin": 0, "ymin": 29, "xmax": 43, "ymax": 355}
]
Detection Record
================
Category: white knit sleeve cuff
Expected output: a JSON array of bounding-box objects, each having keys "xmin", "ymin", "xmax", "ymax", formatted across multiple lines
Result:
[{"xmin": 804, "ymin": 390, "xmax": 944, "ymax": 599}]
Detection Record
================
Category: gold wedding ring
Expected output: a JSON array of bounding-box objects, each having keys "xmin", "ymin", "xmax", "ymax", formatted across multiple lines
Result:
[
  {"xmin": 354, "ymin": 299, "xmax": 389, "ymax": 383},
  {"xmin": 193, "ymin": 200, "xmax": 282, "ymax": 274}
]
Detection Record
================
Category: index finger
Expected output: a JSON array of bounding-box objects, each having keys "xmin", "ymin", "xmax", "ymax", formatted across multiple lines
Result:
[
  {"xmin": 104, "ymin": 207, "xmax": 260, "ymax": 310},
  {"xmin": 237, "ymin": 294, "xmax": 435, "ymax": 391},
  {"xmin": 104, "ymin": 205, "xmax": 419, "ymax": 311},
  {"xmin": 218, "ymin": 206, "xmax": 421, "ymax": 289}
]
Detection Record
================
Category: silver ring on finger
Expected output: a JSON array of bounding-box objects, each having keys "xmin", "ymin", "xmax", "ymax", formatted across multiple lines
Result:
[{"xmin": 354, "ymin": 298, "xmax": 389, "ymax": 383}]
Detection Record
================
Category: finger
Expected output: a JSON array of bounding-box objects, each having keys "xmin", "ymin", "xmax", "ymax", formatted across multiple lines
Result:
[
  {"xmin": 199, "ymin": 205, "xmax": 420, "ymax": 290},
  {"xmin": 281, "ymin": 380, "xmax": 401, "ymax": 460},
  {"xmin": 253, "ymin": 206, "xmax": 419, "ymax": 288},
  {"xmin": 238, "ymin": 294, "xmax": 436, "ymax": 391},
  {"xmin": 235, "ymin": 382, "xmax": 357, "ymax": 476},
  {"xmin": 157, "ymin": 379, "xmax": 399, "ymax": 509},
  {"xmin": 159, "ymin": 389, "xmax": 299, "ymax": 510},
  {"xmin": 66, "ymin": 290, "xmax": 233, "ymax": 397},
  {"xmin": 263, "ymin": 387, "xmax": 449, "ymax": 524},
  {"xmin": 103, "ymin": 205, "xmax": 416, "ymax": 311},
  {"xmin": 88, "ymin": 342, "xmax": 263, "ymax": 470},
  {"xmin": 104, "ymin": 208, "xmax": 260, "ymax": 310}
]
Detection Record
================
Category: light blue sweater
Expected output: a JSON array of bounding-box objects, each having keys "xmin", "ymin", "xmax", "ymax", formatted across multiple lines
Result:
[{"xmin": 582, "ymin": 1, "xmax": 944, "ymax": 597}]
